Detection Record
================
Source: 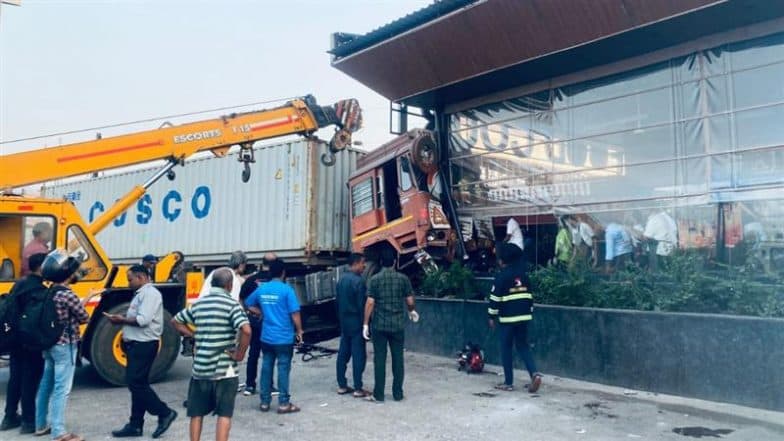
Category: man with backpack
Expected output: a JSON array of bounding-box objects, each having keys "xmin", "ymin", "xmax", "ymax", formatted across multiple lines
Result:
[
  {"xmin": 33, "ymin": 249, "xmax": 96, "ymax": 441},
  {"xmin": 1, "ymin": 253, "xmax": 47, "ymax": 434}
]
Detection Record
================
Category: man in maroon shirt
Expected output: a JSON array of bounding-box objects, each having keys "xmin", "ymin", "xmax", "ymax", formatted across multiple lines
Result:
[{"xmin": 21, "ymin": 222, "xmax": 52, "ymax": 275}]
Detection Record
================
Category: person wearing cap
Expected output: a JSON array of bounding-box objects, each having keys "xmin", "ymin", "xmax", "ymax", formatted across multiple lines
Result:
[
  {"xmin": 141, "ymin": 255, "xmax": 158, "ymax": 278},
  {"xmin": 199, "ymin": 251, "xmax": 247, "ymax": 303},
  {"xmin": 488, "ymin": 243, "xmax": 542, "ymax": 393},
  {"xmin": 35, "ymin": 250, "xmax": 100, "ymax": 440}
]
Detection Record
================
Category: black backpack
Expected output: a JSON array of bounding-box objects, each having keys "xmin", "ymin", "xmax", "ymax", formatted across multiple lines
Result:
[
  {"xmin": 18, "ymin": 285, "xmax": 68, "ymax": 351},
  {"xmin": 0, "ymin": 291, "xmax": 20, "ymax": 355}
]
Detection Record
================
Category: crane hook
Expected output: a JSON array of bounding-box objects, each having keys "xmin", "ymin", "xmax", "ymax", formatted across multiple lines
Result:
[
  {"xmin": 321, "ymin": 152, "xmax": 337, "ymax": 167},
  {"xmin": 242, "ymin": 161, "xmax": 251, "ymax": 183}
]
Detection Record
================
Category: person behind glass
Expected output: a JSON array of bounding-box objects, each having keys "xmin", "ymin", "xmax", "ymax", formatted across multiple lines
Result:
[
  {"xmin": 604, "ymin": 221, "xmax": 633, "ymax": 273},
  {"xmin": 172, "ymin": 267, "xmax": 251, "ymax": 441},
  {"xmin": 108, "ymin": 265, "xmax": 177, "ymax": 438},
  {"xmin": 488, "ymin": 243, "xmax": 542, "ymax": 393},
  {"xmin": 22, "ymin": 222, "xmax": 52, "ymax": 275},
  {"xmin": 504, "ymin": 217, "xmax": 524, "ymax": 251},
  {"xmin": 362, "ymin": 247, "xmax": 419, "ymax": 403},
  {"xmin": 335, "ymin": 253, "xmax": 370, "ymax": 397},
  {"xmin": 552, "ymin": 216, "xmax": 573, "ymax": 267},
  {"xmin": 244, "ymin": 258, "xmax": 304, "ymax": 414},
  {"xmin": 35, "ymin": 250, "xmax": 100, "ymax": 440},
  {"xmin": 1, "ymin": 253, "xmax": 47, "ymax": 434},
  {"xmin": 239, "ymin": 252, "xmax": 278, "ymax": 396}
]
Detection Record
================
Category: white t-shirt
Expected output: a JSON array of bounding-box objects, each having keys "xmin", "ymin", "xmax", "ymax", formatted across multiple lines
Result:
[
  {"xmin": 644, "ymin": 212, "xmax": 678, "ymax": 256},
  {"xmin": 506, "ymin": 218, "xmax": 524, "ymax": 250},
  {"xmin": 571, "ymin": 222, "xmax": 595, "ymax": 247},
  {"xmin": 198, "ymin": 269, "xmax": 244, "ymax": 302}
]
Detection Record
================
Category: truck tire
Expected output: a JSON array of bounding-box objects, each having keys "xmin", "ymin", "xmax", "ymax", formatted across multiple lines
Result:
[{"xmin": 89, "ymin": 303, "xmax": 180, "ymax": 386}]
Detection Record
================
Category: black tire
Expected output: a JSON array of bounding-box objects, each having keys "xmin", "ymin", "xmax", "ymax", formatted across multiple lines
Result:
[{"xmin": 89, "ymin": 303, "xmax": 180, "ymax": 386}]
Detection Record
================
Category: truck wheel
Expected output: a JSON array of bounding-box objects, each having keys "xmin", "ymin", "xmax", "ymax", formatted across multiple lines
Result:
[{"xmin": 89, "ymin": 303, "xmax": 180, "ymax": 386}]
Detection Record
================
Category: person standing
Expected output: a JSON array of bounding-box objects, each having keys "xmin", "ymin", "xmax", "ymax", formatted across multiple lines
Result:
[
  {"xmin": 35, "ymin": 250, "xmax": 97, "ymax": 440},
  {"xmin": 172, "ymin": 268, "xmax": 251, "ymax": 441},
  {"xmin": 504, "ymin": 217, "xmax": 524, "ymax": 251},
  {"xmin": 553, "ymin": 217, "xmax": 573, "ymax": 266},
  {"xmin": 239, "ymin": 253, "xmax": 278, "ymax": 396},
  {"xmin": 1, "ymin": 253, "xmax": 47, "ymax": 434},
  {"xmin": 488, "ymin": 243, "xmax": 542, "ymax": 393},
  {"xmin": 21, "ymin": 222, "xmax": 52, "ymax": 275},
  {"xmin": 245, "ymin": 259, "xmax": 304, "ymax": 414},
  {"xmin": 141, "ymin": 254, "xmax": 158, "ymax": 278},
  {"xmin": 108, "ymin": 265, "xmax": 177, "ymax": 438},
  {"xmin": 335, "ymin": 253, "xmax": 369, "ymax": 397},
  {"xmin": 199, "ymin": 251, "xmax": 247, "ymax": 302},
  {"xmin": 604, "ymin": 222, "xmax": 633, "ymax": 272},
  {"xmin": 362, "ymin": 248, "xmax": 419, "ymax": 402}
]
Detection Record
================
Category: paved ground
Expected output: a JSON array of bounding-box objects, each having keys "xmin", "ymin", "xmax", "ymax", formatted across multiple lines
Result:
[{"xmin": 1, "ymin": 340, "xmax": 783, "ymax": 441}]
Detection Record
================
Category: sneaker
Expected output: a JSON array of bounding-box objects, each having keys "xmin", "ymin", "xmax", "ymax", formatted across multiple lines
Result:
[
  {"xmin": 0, "ymin": 414, "xmax": 21, "ymax": 431},
  {"xmin": 243, "ymin": 386, "xmax": 256, "ymax": 396}
]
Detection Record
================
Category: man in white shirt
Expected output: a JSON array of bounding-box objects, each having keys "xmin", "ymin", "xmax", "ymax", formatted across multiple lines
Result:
[
  {"xmin": 504, "ymin": 217, "xmax": 524, "ymax": 251},
  {"xmin": 644, "ymin": 211, "xmax": 677, "ymax": 270},
  {"xmin": 199, "ymin": 251, "xmax": 248, "ymax": 302}
]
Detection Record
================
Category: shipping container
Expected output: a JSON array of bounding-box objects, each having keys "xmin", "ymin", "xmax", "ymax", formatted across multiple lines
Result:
[{"xmin": 41, "ymin": 139, "xmax": 360, "ymax": 269}]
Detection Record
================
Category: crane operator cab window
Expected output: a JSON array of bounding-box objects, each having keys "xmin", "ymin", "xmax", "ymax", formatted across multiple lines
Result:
[
  {"xmin": 66, "ymin": 225, "xmax": 107, "ymax": 281},
  {"xmin": 0, "ymin": 215, "xmax": 55, "ymax": 281}
]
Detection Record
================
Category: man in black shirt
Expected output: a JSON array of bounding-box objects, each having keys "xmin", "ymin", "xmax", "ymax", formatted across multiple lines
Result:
[
  {"xmin": 239, "ymin": 253, "xmax": 276, "ymax": 396},
  {"xmin": 335, "ymin": 253, "xmax": 369, "ymax": 397},
  {"xmin": 1, "ymin": 253, "xmax": 47, "ymax": 434}
]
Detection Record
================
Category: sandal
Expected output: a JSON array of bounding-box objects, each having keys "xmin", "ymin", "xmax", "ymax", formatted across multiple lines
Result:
[
  {"xmin": 494, "ymin": 383, "xmax": 514, "ymax": 391},
  {"xmin": 277, "ymin": 404, "xmax": 300, "ymax": 414},
  {"xmin": 34, "ymin": 427, "xmax": 51, "ymax": 436},
  {"xmin": 336, "ymin": 387, "xmax": 354, "ymax": 395},
  {"xmin": 352, "ymin": 389, "xmax": 371, "ymax": 398},
  {"xmin": 259, "ymin": 404, "xmax": 270, "ymax": 412},
  {"xmin": 54, "ymin": 434, "xmax": 84, "ymax": 441}
]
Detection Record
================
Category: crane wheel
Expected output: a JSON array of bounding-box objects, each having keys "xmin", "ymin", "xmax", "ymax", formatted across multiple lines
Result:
[{"xmin": 89, "ymin": 303, "xmax": 180, "ymax": 386}]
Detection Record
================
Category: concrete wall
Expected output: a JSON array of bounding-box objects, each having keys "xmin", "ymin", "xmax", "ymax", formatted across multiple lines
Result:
[{"xmin": 404, "ymin": 299, "xmax": 784, "ymax": 411}]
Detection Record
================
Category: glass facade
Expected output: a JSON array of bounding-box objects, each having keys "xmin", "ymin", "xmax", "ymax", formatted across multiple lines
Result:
[{"xmin": 448, "ymin": 32, "xmax": 784, "ymax": 316}]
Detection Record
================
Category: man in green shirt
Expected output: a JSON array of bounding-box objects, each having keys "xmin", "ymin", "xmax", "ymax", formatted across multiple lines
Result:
[{"xmin": 363, "ymin": 248, "xmax": 418, "ymax": 402}]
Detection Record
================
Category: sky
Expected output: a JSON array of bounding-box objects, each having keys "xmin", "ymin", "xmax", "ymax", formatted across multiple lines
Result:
[{"xmin": 0, "ymin": 0, "xmax": 431, "ymax": 156}]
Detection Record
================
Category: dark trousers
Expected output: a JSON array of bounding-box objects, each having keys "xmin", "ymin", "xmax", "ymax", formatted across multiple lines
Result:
[
  {"xmin": 245, "ymin": 321, "xmax": 262, "ymax": 389},
  {"xmin": 372, "ymin": 330, "xmax": 404, "ymax": 401},
  {"xmin": 336, "ymin": 330, "xmax": 366, "ymax": 390},
  {"xmin": 125, "ymin": 340, "xmax": 170, "ymax": 428},
  {"xmin": 4, "ymin": 347, "xmax": 44, "ymax": 425},
  {"xmin": 498, "ymin": 322, "xmax": 538, "ymax": 386}
]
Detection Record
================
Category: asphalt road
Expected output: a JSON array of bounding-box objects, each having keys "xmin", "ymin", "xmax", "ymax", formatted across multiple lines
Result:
[{"xmin": 1, "ymin": 340, "xmax": 782, "ymax": 440}]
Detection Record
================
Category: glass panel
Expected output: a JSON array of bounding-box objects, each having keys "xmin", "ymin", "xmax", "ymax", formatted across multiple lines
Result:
[
  {"xmin": 735, "ymin": 103, "xmax": 784, "ymax": 150},
  {"xmin": 566, "ymin": 60, "xmax": 672, "ymax": 106},
  {"xmin": 736, "ymin": 148, "xmax": 784, "ymax": 187},
  {"xmin": 729, "ymin": 32, "xmax": 784, "ymax": 71},
  {"xmin": 732, "ymin": 61, "xmax": 784, "ymax": 109},
  {"xmin": 351, "ymin": 178, "xmax": 374, "ymax": 217},
  {"xmin": 399, "ymin": 156, "xmax": 414, "ymax": 192},
  {"xmin": 66, "ymin": 225, "xmax": 107, "ymax": 281},
  {"xmin": 571, "ymin": 88, "xmax": 673, "ymax": 137}
]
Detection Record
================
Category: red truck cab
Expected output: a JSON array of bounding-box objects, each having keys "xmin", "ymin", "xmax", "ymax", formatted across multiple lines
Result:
[{"xmin": 348, "ymin": 129, "xmax": 455, "ymax": 273}]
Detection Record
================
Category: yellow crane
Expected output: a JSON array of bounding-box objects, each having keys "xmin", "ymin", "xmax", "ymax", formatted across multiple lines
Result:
[{"xmin": 0, "ymin": 95, "xmax": 362, "ymax": 385}]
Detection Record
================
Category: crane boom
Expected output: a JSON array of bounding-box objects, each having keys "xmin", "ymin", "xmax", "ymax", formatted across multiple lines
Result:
[{"xmin": 0, "ymin": 95, "xmax": 361, "ymax": 190}]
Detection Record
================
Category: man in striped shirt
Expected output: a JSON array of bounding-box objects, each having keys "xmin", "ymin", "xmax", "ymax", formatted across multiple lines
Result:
[
  {"xmin": 172, "ymin": 268, "xmax": 251, "ymax": 441},
  {"xmin": 488, "ymin": 243, "xmax": 542, "ymax": 393}
]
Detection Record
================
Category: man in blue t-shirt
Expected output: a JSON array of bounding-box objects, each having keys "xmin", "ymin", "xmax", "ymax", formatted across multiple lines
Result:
[{"xmin": 245, "ymin": 259, "xmax": 304, "ymax": 414}]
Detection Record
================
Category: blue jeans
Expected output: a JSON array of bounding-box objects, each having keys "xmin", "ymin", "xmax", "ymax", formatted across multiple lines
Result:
[
  {"xmin": 35, "ymin": 343, "xmax": 77, "ymax": 439},
  {"xmin": 336, "ymin": 330, "xmax": 366, "ymax": 390},
  {"xmin": 498, "ymin": 322, "xmax": 538, "ymax": 386},
  {"xmin": 260, "ymin": 342, "xmax": 293, "ymax": 406}
]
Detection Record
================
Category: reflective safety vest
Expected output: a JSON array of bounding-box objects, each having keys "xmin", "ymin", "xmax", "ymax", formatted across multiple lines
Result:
[{"xmin": 487, "ymin": 265, "xmax": 533, "ymax": 324}]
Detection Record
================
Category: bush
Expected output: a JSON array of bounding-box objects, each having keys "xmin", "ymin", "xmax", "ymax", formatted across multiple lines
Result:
[
  {"xmin": 529, "ymin": 250, "xmax": 784, "ymax": 318},
  {"xmin": 419, "ymin": 262, "xmax": 479, "ymax": 299}
]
